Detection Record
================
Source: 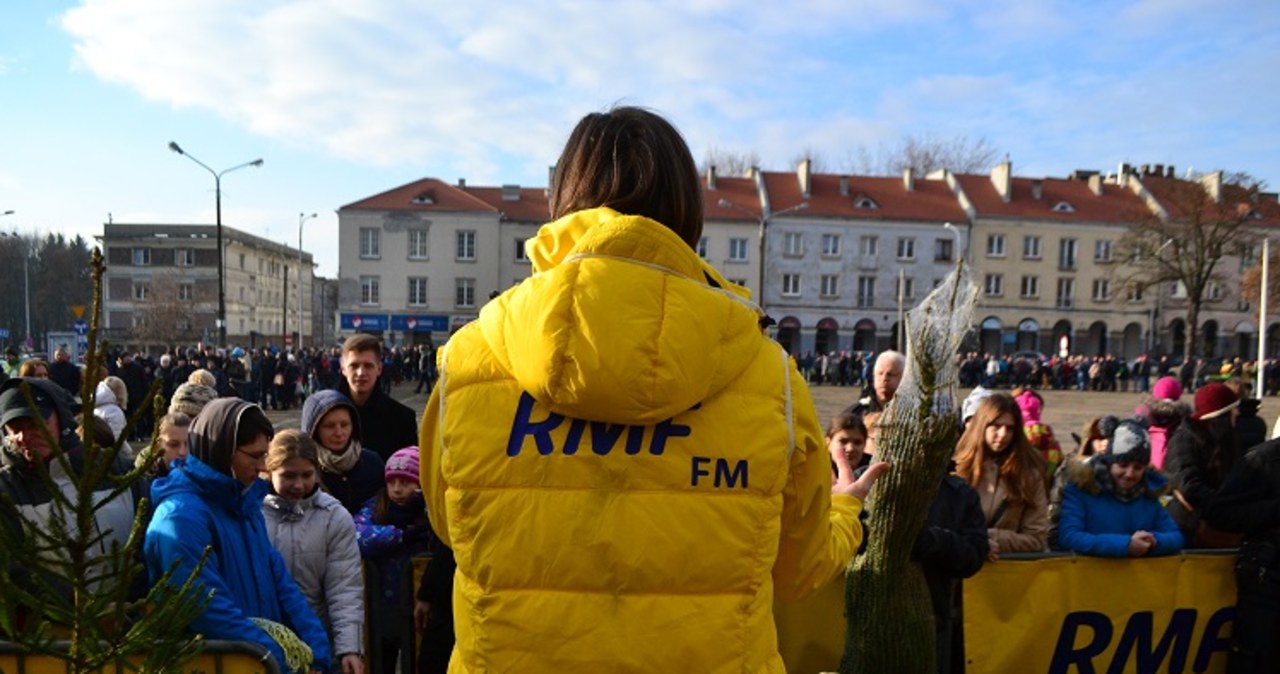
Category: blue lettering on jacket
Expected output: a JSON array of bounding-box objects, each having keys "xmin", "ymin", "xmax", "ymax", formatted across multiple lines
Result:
[{"xmin": 506, "ymin": 392, "xmax": 693, "ymax": 457}]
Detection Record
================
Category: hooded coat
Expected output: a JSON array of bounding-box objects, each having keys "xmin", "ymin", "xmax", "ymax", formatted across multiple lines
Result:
[
  {"xmin": 144, "ymin": 398, "xmax": 331, "ymax": 672},
  {"xmin": 263, "ymin": 487, "xmax": 364, "ymax": 662},
  {"xmin": 1057, "ymin": 459, "xmax": 1184, "ymax": 557},
  {"xmin": 419, "ymin": 207, "xmax": 864, "ymax": 673},
  {"xmin": 300, "ymin": 389, "xmax": 385, "ymax": 513}
]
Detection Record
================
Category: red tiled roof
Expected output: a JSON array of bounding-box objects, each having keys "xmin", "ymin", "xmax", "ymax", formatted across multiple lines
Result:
[
  {"xmin": 339, "ymin": 177, "xmax": 497, "ymax": 213},
  {"xmin": 702, "ymin": 176, "xmax": 761, "ymax": 221},
  {"xmin": 462, "ymin": 186, "xmax": 551, "ymax": 223},
  {"xmin": 1138, "ymin": 175, "xmax": 1280, "ymax": 228},
  {"xmin": 758, "ymin": 171, "xmax": 967, "ymax": 222},
  {"xmin": 954, "ymin": 174, "xmax": 1149, "ymax": 222}
]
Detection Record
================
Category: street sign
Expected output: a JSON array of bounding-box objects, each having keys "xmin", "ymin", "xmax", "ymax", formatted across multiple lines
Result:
[
  {"xmin": 0, "ymin": 328, "xmax": 8, "ymax": 339},
  {"xmin": 73, "ymin": 320, "xmax": 89, "ymax": 336}
]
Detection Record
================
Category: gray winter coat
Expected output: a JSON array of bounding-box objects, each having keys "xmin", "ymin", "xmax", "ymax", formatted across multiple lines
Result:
[{"xmin": 263, "ymin": 488, "xmax": 365, "ymax": 659}]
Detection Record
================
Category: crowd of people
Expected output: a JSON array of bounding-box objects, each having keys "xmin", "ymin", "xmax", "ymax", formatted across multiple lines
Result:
[{"xmin": 5, "ymin": 105, "xmax": 1280, "ymax": 674}]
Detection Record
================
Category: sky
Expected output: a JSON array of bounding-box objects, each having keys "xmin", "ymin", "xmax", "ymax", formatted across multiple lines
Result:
[{"xmin": 2, "ymin": 0, "xmax": 1278, "ymax": 278}]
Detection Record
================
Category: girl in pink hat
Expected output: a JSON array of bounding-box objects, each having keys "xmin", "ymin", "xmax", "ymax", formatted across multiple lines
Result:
[{"xmin": 1135, "ymin": 376, "xmax": 1191, "ymax": 470}]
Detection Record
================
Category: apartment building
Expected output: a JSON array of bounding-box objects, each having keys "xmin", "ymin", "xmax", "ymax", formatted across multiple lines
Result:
[
  {"xmin": 335, "ymin": 178, "xmax": 547, "ymax": 345},
  {"xmin": 99, "ymin": 223, "xmax": 314, "ymax": 349}
]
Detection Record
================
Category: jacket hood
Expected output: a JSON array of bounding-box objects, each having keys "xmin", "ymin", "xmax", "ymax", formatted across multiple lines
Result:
[
  {"xmin": 189, "ymin": 398, "xmax": 267, "ymax": 475},
  {"xmin": 94, "ymin": 381, "xmax": 118, "ymax": 410},
  {"xmin": 1064, "ymin": 456, "xmax": 1169, "ymax": 497},
  {"xmin": 300, "ymin": 389, "xmax": 362, "ymax": 441},
  {"xmin": 152, "ymin": 453, "xmax": 268, "ymax": 518},
  {"xmin": 474, "ymin": 207, "xmax": 766, "ymax": 425}
]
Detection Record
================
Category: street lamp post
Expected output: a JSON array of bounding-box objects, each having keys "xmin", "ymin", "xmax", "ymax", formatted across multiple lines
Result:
[
  {"xmin": 1149, "ymin": 238, "xmax": 1175, "ymax": 354},
  {"xmin": 297, "ymin": 212, "xmax": 317, "ymax": 350},
  {"xmin": 717, "ymin": 198, "xmax": 808, "ymax": 314},
  {"xmin": 168, "ymin": 142, "xmax": 263, "ymax": 347}
]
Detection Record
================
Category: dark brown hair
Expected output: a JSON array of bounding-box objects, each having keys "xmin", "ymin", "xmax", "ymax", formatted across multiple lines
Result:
[
  {"xmin": 342, "ymin": 333, "xmax": 381, "ymax": 358},
  {"xmin": 550, "ymin": 106, "xmax": 703, "ymax": 248}
]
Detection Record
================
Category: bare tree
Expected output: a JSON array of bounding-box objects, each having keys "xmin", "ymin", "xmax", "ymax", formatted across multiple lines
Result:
[
  {"xmin": 130, "ymin": 270, "xmax": 200, "ymax": 350},
  {"xmin": 699, "ymin": 146, "xmax": 761, "ymax": 177},
  {"xmin": 1118, "ymin": 171, "xmax": 1262, "ymax": 363},
  {"xmin": 847, "ymin": 134, "xmax": 1000, "ymax": 176}
]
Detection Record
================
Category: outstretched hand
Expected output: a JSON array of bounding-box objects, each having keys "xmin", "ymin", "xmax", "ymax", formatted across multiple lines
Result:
[{"xmin": 832, "ymin": 448, "xmax": 888, "ymax": 501}]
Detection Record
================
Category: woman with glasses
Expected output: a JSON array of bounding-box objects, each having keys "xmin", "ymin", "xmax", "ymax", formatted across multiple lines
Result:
[{"xmin": 145, "ymin": 397, "xmax": 331, "ymax": 674}]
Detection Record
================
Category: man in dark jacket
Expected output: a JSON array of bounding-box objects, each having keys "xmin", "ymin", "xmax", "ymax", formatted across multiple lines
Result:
[
  {"xmin": 47, "ymin": 348, "xmax": 81, "ymax": 398},
  {"xmin": 1206, "ymin": 438, "xmax": 1280, "ymax": 673},
  {"xmin": 337, "ymin": 334, "xmax": 418, "ymax": 462}
]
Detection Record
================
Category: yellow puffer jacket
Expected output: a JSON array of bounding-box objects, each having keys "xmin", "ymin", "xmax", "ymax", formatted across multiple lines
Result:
[{"xmin": 420, "ymin": 207, "xmax": 862, "ymax": 673}]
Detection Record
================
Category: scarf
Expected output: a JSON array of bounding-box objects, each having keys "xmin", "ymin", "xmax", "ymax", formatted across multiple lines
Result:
[{"xmin": 317, "ymin": 438, "xmax": 362, "ymax": 475}]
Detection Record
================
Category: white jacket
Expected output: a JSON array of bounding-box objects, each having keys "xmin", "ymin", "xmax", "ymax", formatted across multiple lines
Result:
[{"xmin": 262, "ymin": 488, "xmax": 365, "ymax": 658}]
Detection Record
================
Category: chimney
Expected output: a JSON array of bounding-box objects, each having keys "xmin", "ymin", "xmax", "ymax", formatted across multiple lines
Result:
[
  {"xmin": 797, "ymin": 158, "xmax": 812, "ymax": 197},
  {"xmin": 501, "ymin": 184, "xmax": 520, "ymax": 202},
  {"xmin": 839, "ymin": 175, "xmax": 850, "ymax": 197},
  {"xmin": 1088, "ymin": 174, "xmax": 1103, "ymax": 196},
  {"xmin": 1199, "ymin": 170, "xmax": 1224, "ymax": 203},
  {"xmin": 1154, "ymin": 164, "xmax": 1164, "ymax": 177},
  {"xmin": 1117, "ymin": 162, "xmax": 1132, "ymax": 187},
  {"xmin": 1030, "ymin": 179, "xmax": 1043, "ymax": 200},
  {"xmin": 1140, "ymin": 164, "xmax": 1151, "ymax": 176},
  {"xmin": 991, "ymin": 160, "xmax": 1012, "ymax": 203},
  {"xmin": 457, "ymin": 178, "xmax": 466, "ymax": 188},
  {"xmin": 707, "ymin": 165, "xmax": 717, "ymax": 190},
  {"xmin": 903, "ymin": 167, "xmax": 915, "ymax": 192},
  {"xmin": 1166, "ymin": 165, "xmax": 1175, "ymax": 178}
]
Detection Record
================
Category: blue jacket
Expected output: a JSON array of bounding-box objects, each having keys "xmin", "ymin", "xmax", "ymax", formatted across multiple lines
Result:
[
  {"xmin": 1058, "ymin": 461, "xmax": 1184, "ymax": 558},
  {"xmin": 145, "ymin": 454, "xmax": 332, "ymax": 672}
]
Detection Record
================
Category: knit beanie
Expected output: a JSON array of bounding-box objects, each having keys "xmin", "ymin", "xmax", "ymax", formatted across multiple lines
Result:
[
  {"xmin": 169, "ymin": 382, "xmax": 218, "ymax": 419},
  {"xmin": 1101, "ymin": 417, "xmax": 1151, "ymax": 465},
  {"xmin": 961, "ymin": 387, "xmax": 995, "ymax": 424},
  {"xmin": 1014, "ymin": 389, "xmax": 1043, "ymax": 424},
  {"xmin": 385, "ymin": 446, "xmax": 420, "ymax": 483},
  {"xmin": 1152, "ymin": 376, "xmax": 1183, "ymax": 402},
  {"xmin": 1192, "ymin": 382, "xmax": 1239, "ymax": 421}
]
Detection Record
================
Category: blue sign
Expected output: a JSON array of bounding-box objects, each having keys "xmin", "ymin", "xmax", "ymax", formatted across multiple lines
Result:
[
  {"xmin": 0, "ymin": 328, "xmax": 8, "ymax": 339},
  {"xmin": 390, "ymin": 314, "xmax": 449, "ymax": 332},
  {"xmin": 73, "ymin": 320, "xmax": 89, "ymax": 336},
  {"xmin": 339, "ymin": 313, "xmax": 389, "ymax": 331}
]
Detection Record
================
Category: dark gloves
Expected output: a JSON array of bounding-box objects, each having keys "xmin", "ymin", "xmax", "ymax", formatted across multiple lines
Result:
[{"xmin": 402, "ymin": 524, "xmax": 433, "ymax": 545}]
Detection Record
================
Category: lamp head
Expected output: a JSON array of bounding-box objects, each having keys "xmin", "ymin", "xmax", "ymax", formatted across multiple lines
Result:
[
  {"xmin": 168, "ymin": 141, "xmax": 184, "ymax": 155},
  {"xmin": 250, "ymin": 159, "xmax": 264, "ymax": 167}
]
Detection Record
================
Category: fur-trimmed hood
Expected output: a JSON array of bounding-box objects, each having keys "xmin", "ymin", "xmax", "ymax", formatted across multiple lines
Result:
[{"xmin": 1063, "ymin": 457, "xmax": 1169, "ymax": 498}]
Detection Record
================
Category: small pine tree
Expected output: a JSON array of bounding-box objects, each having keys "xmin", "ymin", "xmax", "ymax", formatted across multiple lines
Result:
[{"xmin": 0, "ymin": 248, "xmax": 211, "ymax": 672}]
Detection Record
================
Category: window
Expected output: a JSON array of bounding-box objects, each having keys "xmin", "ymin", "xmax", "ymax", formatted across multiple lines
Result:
[
  {"xmin": 782, "ymin": 274, "xmax": 801, "ymax": 297},
  {"xmin": 1023, "ymin": 236, "xmax": 1041, "ymax": 259},
  {"xmin": 239, "ymin": 253, "xmax": 246, "ymax": 270},
  {"xmin": 408, "ymin": 230, "xmax": 429, "ymax": 260},
  {"xmin": 359, "ymin": 276, "xmax": 379, "ymax": 305},
  {"xmin": 1171, "ymin": 281, "xmax": 1188, "ymax": 299},
  {"xmin": 986, "ymin": 234, "xmax": 1005, "ymax": 257},
  {"xmin": 934, "ymin": 239, "xmax": 953, "ymax": 262},
  {"xmin": 1020, "ymin": 275, "xmax": 1039, "ymax": 298},
  {"xmin": 1056, "ymin": 278, "xmax": 1075, "ymax": 308},
  {"xmin": 896, "ymin": 276, "xmax": 914, "ymax": 300},
  {"xmin": 697, "ymin": 237, "xmax": 708, "ymax": 259},
  {"xmin": 896, "ymin": 237, "xmax": 916, "ymax": 260},
  {"xmin": 132, "ymin": 282, "xmax": 150, "ymax": 301},
  {"xmin": 407, "ymin": 277, "xmax": 428, "ymax": 307},
  {"xmin": 514, "ymin": 238, "xmax": 529, "ymax": 263},
  {"xmin": 1053, "ymin": 201, "xmax": 1076, "ymax": 213},
  {"xmin": 728, "ymin": 278, "xmax": 749, "ymax": 287},
  {"xmin": 1059, "ymin": 238, "xmax": 1077, "ymax": 270},
  {"xmin": 132, "ymin": 248, "xmax": 151, "ymax": 266},
  {"xmin": 728, "ymin": 238, "xmax": 748, "ymax": 262},
  {"xmin": 821, "ymin": 275, "xmax": 839, "ymax": 297},
  {"xmin": 456, "ymin": 278, "xmax": 476, "ymax": 308},
  {"xmin": 1240, "ymin": 243, "xmax": 1259, "ymax": 271},
  {"xmin": 1092, "ymin": 279, "xmax": 1112, "ymax": 301},
  {"xmin": 179, "ymin": 283, "xmax": 193, "ymax": 301},
  {"xmin": 860, "ymin": 236, "xmax": 878, "ymax": 257},
  {"xmin": 983, "ymin": 274, "xmax": 1003, "ymax": 297},
  {"xmin": 784, "ymin": 232, "xmax": 804, "ymax": 257},
  {"xmin": 359, "ymin": 228, "xmax": 380, "ymax": 259},
  {"xmin": 174, "ymin": 248, "xmax": 193, "ymax": 266},
  {"xmin": 821, "ymin": 234, "xmax": 841, "ymax": 257},
  {"xmin": 857, "ymin": 276, "xmax": 875, "ymax": 307},
  {"xmin": 1126, "ymin": 284, "xmax": 1144, "ymax": 303},
  {"xmin": 1094, "ymin": 240, "xmax": 1113, "ymax": 262},
  {"xmin": 1207, "ymin": 281, "xmax": 1222, "ymax": 301},
  {"xmin": 456, "ymin": 231, "xmax": 476, "ymax": 261}
]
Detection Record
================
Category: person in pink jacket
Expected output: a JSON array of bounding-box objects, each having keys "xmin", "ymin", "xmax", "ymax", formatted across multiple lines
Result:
[{"xmin": 1135, "ymin": 376, "xmax": 1190, "ymax": 470}]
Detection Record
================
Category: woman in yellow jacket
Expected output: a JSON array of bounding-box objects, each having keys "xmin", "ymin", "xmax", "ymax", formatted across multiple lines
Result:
[{"xmin": 419, "ymin": 106, "xmax": 885, "ymax": 673}]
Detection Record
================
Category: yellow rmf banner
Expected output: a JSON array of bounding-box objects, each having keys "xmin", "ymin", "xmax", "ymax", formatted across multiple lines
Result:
[
  {"xmin": 775, "ymin": 554, "xmax": 1237, "ymax": 674},
  {"xmin": 964, "ymin": 554, "xmax": 1235, "ymax": 674}
]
